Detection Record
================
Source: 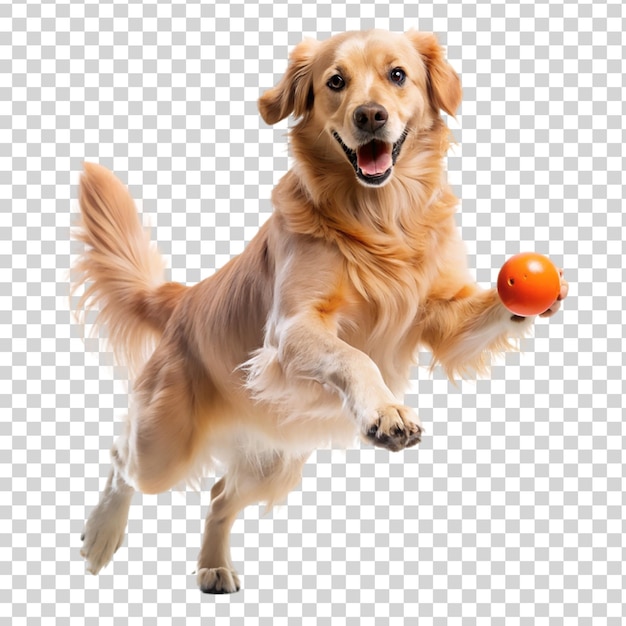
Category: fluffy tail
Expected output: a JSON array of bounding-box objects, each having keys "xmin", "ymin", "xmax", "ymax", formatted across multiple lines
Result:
[{"xmin": 71, "ymin": 163, "xmax": 186, "ymax": 377}]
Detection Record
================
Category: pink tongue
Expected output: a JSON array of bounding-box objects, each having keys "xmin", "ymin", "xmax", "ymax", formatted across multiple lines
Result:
[{"xmin": 357, "ymin": 141, "xmax": 392, "ymax": 176}]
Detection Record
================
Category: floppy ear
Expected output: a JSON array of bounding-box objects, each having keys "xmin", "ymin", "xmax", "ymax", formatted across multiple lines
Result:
[
  {"xmin": 406, "ymin": 31, "xmax": 462, "ymax": 117},
  {"xmin": 258, "ymin": 39, "xmax": 320, "ymax": 125}
]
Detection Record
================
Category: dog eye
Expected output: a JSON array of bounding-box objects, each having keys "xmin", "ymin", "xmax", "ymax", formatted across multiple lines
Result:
[
  {"xmin": 389, "ymin": 68, "xmax": 406, "ymax": 86},
  {"xmin": 327, "ymin": 74, "xmax": 346, "ymax": 91}
]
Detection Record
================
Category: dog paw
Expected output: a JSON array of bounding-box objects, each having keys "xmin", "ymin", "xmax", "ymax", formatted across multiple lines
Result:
[
  {"xmin": 80, "ymin": 518, "xmax": 126, "ymax": 575},
  {"xmin": 197, "ymin": 567, "xmax": 241, "ymax": 594},
  {"xmin": 363, "ymin": 404, "xmax": 422, "ymax": 452}
]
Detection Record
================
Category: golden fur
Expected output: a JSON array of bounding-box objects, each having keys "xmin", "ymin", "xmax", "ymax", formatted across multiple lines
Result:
[{"xmin": 73, "ymin": 30, "xmax": 566, "ymax": 594}]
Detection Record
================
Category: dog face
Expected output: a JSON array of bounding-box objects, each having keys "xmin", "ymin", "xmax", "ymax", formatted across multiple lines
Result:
[{"xmin": 259, "ymin": 30, "xmax": 462, "ymax": 188}]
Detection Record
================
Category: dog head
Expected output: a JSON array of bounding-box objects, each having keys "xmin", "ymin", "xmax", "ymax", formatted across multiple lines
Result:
[{"xmin": 259, "ymin": 30, "xmax": 461, "ymax": 189}]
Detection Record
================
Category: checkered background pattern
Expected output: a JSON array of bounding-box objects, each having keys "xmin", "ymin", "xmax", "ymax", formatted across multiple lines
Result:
[{"xmin": 2, "ymin": 0, "xmax": 625, "ymax": 623}]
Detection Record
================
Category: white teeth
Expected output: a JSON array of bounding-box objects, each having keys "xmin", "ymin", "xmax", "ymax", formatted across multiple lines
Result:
[{"xmin": 331, "ymin": 129, "xmax": 408, "ymax": 187}]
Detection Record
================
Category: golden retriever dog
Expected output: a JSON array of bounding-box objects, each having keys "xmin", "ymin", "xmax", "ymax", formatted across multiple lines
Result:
[{"xmin": 72, "ymin": 30, "xmax": 567, "ymax": 593}]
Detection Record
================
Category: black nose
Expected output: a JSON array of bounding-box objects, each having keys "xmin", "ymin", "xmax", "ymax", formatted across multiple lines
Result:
[{"xmin": 353, "ymin": 103, "xmax": 388, "ymax": 133}]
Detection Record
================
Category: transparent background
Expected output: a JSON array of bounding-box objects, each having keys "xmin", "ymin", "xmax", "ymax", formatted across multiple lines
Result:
[{"xmin": 2, "ymin": 0, "xmax": 625, "ymax": 624}]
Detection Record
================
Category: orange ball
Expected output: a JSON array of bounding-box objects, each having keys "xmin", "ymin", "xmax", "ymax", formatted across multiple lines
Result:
[{"xmin": 497, "ymin": 252, "xmax": 560, "ymax": 316}]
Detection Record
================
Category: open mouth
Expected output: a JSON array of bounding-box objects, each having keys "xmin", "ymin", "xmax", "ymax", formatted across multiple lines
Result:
[{"xmin": 332, "ymin": 129, "xmax": 408, "ymax": 187}]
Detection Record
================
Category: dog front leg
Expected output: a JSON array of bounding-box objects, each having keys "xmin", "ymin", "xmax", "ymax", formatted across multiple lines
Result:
[
  {"xmin": 422, "ymin": 268, "xmax": 567, "ymax": 380},
  {"xmin": 421, "ymin": 286, "xmax": 536, "ymax": 379},
  {"xmin": 258, "ymin": 316, "xmax": 422, "ymax": 451}
]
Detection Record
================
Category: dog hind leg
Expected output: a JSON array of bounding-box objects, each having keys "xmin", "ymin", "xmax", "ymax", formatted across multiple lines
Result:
[
  {"xmin": 81, "ymin": 338, "xmax": 210, "ymax": 573},
  {"xmin": 197, "ymin": 453, "xmax": 308, "ymax": 594},
  {"xmin": 125, "ymin": 336, "xmax": 213, "ymax": 496},
  {"xmin": 80, "ymin": 439, "xmax": 135, "ymax": 574}
]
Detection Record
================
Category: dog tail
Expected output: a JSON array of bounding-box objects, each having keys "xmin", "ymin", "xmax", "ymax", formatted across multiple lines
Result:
[{"xmin": 71, "ymin": 162, "xmax": 186, "ymax": 377}]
